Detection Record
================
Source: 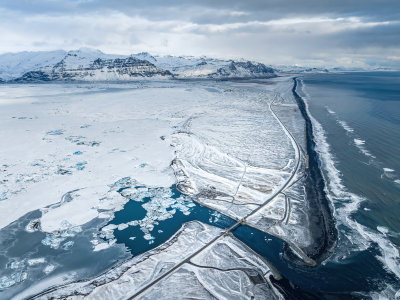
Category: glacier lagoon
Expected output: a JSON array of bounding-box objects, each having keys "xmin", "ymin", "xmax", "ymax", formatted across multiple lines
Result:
[{"xmin": 0, "ymin": 75, "xmax": 398, "ymax": 299}]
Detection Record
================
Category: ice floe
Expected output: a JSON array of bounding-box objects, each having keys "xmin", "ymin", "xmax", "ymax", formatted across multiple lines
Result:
[
  {"xmin": 41, "ymin": 222, "xmax": 82, "ymax": 250},
  {"xmin": 0, "ymin": 271, "xmax": 27, "ymax": 290},
  {"xmin": 95, "ymin": 182, "xmax": 196, "ymax": 247},
  {"xmin": 27, "ymin": 258, "xmax": 46, "ymax": 266},
  {"xmin": 0, "ymin": 83, "xmax": 180, "ymax": 232},
  {"xmin": 42, "ymin": 265, "xmax": 55, "ymax": 275}
]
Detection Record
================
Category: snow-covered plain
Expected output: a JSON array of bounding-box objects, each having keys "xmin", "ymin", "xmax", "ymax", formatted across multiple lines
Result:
[
  {"xmin": 170, "ymin": 77, "xmax": 313, "ymax": 259},
  {"xmin": 0, "ymin": 77, "xmax": 310, "ymax": 298}
]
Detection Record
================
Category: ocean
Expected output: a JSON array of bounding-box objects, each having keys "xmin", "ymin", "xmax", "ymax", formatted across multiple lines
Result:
[{"xmin": 295, "ymin": 72, "xmax": 400, "ymax": 298}]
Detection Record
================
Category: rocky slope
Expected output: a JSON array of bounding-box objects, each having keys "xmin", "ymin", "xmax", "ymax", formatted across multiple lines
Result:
[{"xmin": 210, "ymin": 60, "xmax": 275, "ymax": 79}]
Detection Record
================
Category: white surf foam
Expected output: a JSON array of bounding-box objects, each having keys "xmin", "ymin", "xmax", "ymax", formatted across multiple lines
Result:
[
  {"xmin": 337, "ymin": 120, "xmax": 354, "ymax": 133},
  {"xmin": 353, "ymin": 138, "xmax": 376, "ymax": 158},
  {"xmin": 299, "ymin": 79, "xmax": 400, "ymax": 286},
  {"xmin": 325, "ymin": 106, "xmax": 373, "ymax": 159},
  {"xmin": 354, "ymin": 138, "xmax": 365, "ymax": 145},
  {"xmin": 326, "ymin": 107, "xmax": 336, "ymax": 115},
  {"xmin": 382, "ymin": 168, "xmax": 397, "ymax": 181},
  {"xmin": 325, "ymin": 106, "xmax": 354, "ymax": 134}
]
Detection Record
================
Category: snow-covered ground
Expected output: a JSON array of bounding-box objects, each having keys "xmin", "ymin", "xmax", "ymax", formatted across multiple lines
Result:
[
  {"xmin": 170, "ymin": 77, "xmax": 313, "ymax": 257},
  {"xmin": 0, "ymin": 77, "xmax": 310, "ymax": 298},
  {"xmin": 0, "ymin": 83, "xmax": 178, "ymax": 233}
]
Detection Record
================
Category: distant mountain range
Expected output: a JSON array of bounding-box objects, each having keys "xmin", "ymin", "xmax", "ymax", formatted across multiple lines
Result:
[{"xmin": 0, "ymin": 49, "xmax": 276, "ymax": 82}]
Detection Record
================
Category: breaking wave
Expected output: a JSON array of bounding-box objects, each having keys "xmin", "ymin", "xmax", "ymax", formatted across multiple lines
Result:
[
  {"xmin": 353, "ymin": 138, "xmax": 375, "ymax": 158},
  {"xmin": 337, "ymin": 120, "xmax": 354, "ymax": 133},
  {"xmin": 326, "ymin": 106, "xmax": 376, "ymax": 159}
]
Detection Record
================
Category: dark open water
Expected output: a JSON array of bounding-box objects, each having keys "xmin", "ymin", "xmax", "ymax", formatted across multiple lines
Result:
[{"xmin": 296, "ymin": 72, "xmax": 400, "ymax": 298}]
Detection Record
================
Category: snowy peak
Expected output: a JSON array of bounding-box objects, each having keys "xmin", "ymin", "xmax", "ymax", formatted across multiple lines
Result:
[
  {"xmin": 0, "ymin": 50, "xmax": 277, "ymax": 82},
  {"xmin": 131, "ymin": 52, "xmax": 157, "ymax": 63}
]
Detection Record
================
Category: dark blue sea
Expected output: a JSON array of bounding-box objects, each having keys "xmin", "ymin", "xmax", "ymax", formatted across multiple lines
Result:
[{"xmin": 295, "ymin": 72, "xmax": 400, "ymax": 298}]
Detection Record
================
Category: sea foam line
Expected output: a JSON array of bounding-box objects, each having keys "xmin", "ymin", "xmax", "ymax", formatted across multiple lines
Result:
[
  {"xmin": 353, "ymin": 139, "xmax": 376, "ymax": 159},
  {"xmin": 325, "ymin": 107, "xmax": 375, "ymax": 158},
  {"xmin": 337, "ymin": 120, "xmax": 354, "ymax": 133}
]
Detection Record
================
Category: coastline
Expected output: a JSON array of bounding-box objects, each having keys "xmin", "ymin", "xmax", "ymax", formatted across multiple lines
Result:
[
  {"xmin": 294, "ymin": 73, "xmax": 400, "ymax": 297},
  {"xmin": 290, "ymin": 77, "xmax": 337, "ymax": 263}
]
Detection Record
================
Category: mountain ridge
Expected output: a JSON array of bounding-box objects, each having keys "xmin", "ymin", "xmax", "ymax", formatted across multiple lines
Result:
[{"xmin": 0, "ymin": 49, "xmax": 276, "ymax": 82}]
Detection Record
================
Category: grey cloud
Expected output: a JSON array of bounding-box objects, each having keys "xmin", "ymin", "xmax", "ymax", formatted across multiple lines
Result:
[
  {"xmin": 0, "ymin": 0, "xmax": 399, "ymax": 68},
  {"xmin": 3, "ymin": 0, "xmax": 400, "ymax": 22},
  {"xmin": 331, "ymin": 23, "xmax": 400, "ymax": 48}
]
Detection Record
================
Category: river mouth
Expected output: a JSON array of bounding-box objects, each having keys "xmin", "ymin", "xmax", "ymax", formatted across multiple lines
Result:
[
  {"xmin": 103, "ymin": 183, "xmax": 318, "ymax": 295},
  {"xmin": 106, "ymin": 184, "xmax": 237, "ymax": 256},
  {"xmin": 102, "ymin": 179, "xmax": 341, "ymax": 298},
  {"xmin": 105, "ymin": 182, "xmax": 287, "ymax": 259}
]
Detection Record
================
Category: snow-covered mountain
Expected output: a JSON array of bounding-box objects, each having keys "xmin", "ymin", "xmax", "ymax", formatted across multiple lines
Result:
[
  {"xmin": 0, "ymin": 49, "xmax": 276, "ymax": 82},
  {"xmin": 13, "ymin": 56, "xmax": 172, "ymax": 82},
  {"xmin": 0, "ymin": 50, "xmax": 66, "ymax": 80},
  {"xmin": 3, "ymin": 49, "xmax": 171, "ymax": 82},
  {"xmin": 130, "ymin": 53, "xmax": 275, "ymax": 79}
]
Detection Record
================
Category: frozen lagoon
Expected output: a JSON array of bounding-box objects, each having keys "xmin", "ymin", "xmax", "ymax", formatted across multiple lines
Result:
[{"xmin": 0, "ymin": 78, "xmax": 332, "ymax": 298}]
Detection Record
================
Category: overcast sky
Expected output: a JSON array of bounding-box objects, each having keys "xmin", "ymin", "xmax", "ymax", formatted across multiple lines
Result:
[{"xmin": 1, "ymin": 0, "xmax": 399, "ymax": 68}]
